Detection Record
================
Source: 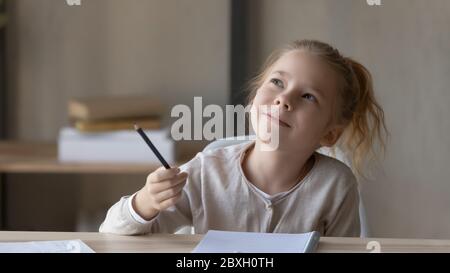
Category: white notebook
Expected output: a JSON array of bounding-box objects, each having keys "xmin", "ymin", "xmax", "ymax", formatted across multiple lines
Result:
[
  {"xmin": 192, "ymin": 230, "xmax": 320, "ymax": 253},
  {"xmin": 0, "ymin": 240, "xmax": 95, "ymax": 253}
]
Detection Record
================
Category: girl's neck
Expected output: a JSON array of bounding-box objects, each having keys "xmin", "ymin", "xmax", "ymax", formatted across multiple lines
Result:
[{"xmin": 242, "ymin": 141, "xmax": 315, "ymax": 195}]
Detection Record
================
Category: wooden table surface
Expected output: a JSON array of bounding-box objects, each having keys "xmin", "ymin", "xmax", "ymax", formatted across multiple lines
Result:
[{"xmin": 1, "ymin": 231, "xmax": 450, "ymax": 253}]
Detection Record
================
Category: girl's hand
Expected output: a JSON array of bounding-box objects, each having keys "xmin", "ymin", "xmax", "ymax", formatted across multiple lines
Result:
[{"xmin": 133, "ymin": 166, "xmax": 188, "ymax": 221}]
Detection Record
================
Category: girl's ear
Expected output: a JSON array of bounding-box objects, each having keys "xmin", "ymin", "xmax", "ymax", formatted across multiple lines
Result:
[{"xmin": 319, "ymin": 126, "xmax": 344, "ymax": 147}]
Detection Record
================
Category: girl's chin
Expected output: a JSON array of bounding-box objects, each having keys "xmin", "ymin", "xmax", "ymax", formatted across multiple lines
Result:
[
  {"xmin": 254, "ymin": 131, "xmax": 284, "ymax": 151},
  {"xmin": 255, "ymin": 131, "xmax": 310, "ymax": 152}
]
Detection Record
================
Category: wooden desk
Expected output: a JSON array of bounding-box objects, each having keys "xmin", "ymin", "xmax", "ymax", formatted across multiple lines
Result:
[{"xmin": 1, "ymin": 231, "xmax": 450, "ymax": 252}]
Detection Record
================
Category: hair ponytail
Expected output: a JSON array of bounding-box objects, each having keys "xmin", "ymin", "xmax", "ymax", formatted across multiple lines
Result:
[{"xmin": 336, "ymin": 58, "xmax": 388, "ymax": 178}]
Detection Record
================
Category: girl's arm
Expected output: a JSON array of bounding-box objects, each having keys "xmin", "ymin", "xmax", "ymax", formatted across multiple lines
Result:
[
  {"xmin": 99, "ymin": 157, "xmax": 202, "ymax": 235},
  {"xmin": 98, "ymin": 189, "xmax": 193, "ymax": 235},
  {"xmin": 324, "ymin": 183, "xmax": 361, "ymax": 237}
]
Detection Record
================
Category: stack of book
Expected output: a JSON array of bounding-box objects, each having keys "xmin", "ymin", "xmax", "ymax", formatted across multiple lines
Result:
[{"xmin": 58, "ymin": 96, "xmax": 174, "ymax": 164}]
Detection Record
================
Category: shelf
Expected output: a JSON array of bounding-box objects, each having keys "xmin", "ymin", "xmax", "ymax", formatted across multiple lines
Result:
[{"xmin": 0, "ymin": 141, "xmax": 193, "ymax": 174}]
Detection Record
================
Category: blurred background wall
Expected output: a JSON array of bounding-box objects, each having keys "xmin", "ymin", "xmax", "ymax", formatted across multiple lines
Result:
[
  {"xmin": 3, "ymin": 0, "xmax": 450, "ymax": 239},
  {"xmin": 4, "ymin": 0, "xmax": 229, "ymax": 231}
]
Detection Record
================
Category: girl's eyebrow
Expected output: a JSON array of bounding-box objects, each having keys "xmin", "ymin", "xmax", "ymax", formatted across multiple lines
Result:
[
  {"xmin": 272, "ymin": 70, "xmax": 291, "ymax": 78},
  {"xmin": 272, "ymin": 70, "xmax": 325, "ymax": 99}
]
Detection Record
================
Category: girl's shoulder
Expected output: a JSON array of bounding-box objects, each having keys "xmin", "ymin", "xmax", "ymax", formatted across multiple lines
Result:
[
  {"xmin": 180, "ymin": 141, "xmax": 251, "ymax": 172},
  {"xmin": 312, "ymin": 151, "xmax": 358, "ymax": 189},
  {"xmin": 178, "ymin": 142, "xmax": 251, "ymax": 192},
  {"xmin": 202, "ymin": 140, "xmax": 252, "ymax": 159}
]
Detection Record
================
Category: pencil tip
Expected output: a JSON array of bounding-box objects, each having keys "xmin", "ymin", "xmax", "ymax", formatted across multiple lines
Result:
[{"xmin": 134, "ymin": 124, "xmax": 139, "ymax": 130}]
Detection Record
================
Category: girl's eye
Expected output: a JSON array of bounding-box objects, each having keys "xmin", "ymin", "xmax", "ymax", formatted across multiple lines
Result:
[
  {"xmin": 270, "ymin": 78, "xmax": 284, "ymax": 88},
  {"xmin": 302, "ymin": 93, "xmax": 317, "ymax": 102}
]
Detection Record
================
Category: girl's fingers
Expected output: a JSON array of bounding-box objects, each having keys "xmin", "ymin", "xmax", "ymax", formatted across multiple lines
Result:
[
  {"xmin": 154, "ymin": 180, "xmax": 186, "ymax": 203},
  {"xmin": 149, "ymin": 172, "xmax": 188, "ymax": 193},
  {"xmin": 148, "ymin": 167, "xmax": 180, "ymax": 183},
  {"xmin": 158, "ymin": 192, "xmax": 183, "ymax": 211}
]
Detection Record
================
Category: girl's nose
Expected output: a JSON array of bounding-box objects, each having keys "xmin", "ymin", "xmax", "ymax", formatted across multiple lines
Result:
[{"xmin": 274, "ymin": 97, "xmax": 292, "ymax": 111}]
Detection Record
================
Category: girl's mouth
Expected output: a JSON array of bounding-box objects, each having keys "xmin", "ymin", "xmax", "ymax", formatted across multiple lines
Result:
[{"xmin": 264, "ymin": 113, "xmax": 291, "ymax": 128}]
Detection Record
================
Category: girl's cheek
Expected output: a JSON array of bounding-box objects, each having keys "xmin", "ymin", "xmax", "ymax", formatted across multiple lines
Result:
[
  {"xmin": 253, "ymin": 93, "xmax": 266, "ymax": 106},
  {"xmin": 249, "ymin": 105, "xmax": 259, "ymax": 133},
  {"xmin": 295, "ymin": 110, "xmax": 319, "ymax": 127},
  {"xmin": 256, "ymin": 89, "xmax": 275, "ymax": 104}
]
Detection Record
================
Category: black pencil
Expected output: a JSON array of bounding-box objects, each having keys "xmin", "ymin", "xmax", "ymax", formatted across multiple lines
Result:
[{"xmin": 134, "ymin": 124, "xmax": 171, "ymax": 169}]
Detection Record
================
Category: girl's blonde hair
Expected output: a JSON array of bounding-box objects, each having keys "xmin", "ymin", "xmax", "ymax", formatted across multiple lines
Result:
[{"xmin": 246, "ymin": 39, "xmax": 388, "ymax": 178}]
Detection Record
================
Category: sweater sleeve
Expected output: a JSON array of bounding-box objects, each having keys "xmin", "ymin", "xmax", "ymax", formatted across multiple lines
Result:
[
  {"xmin": 324, "ymin": 183, "xmax": 361, "ymax": 237},
  {"xmin": 99, "ymin": 190, "xmax": 193, "ymax": 235},
  {"xmin": 99, "ymin": 155, "xmax": 201, "ymax": 235}
]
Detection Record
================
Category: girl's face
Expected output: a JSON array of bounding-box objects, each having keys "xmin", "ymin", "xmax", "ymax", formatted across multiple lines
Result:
[{"xmin": 251, "ymin": 50, "xmax": 343, "ymax": 153}]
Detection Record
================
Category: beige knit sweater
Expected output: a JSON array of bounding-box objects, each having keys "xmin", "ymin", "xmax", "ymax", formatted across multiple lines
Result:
[{"xmin": 99, "ymin": 141, "xmax": 360, "ymax": 237}]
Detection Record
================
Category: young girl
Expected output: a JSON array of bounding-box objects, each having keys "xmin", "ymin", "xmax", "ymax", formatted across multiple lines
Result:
[{"xmin": 99, "ymin": 39, "xmax": 387, "ymax": 237}]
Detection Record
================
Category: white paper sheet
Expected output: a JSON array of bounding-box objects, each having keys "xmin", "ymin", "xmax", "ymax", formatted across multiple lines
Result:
[
  {"xmin": 192, "ymin": 230, "xmax": 320, "ymax": 253},
  {"xmin": 0, "ymin": 239, "xmax": 95, "ymax": 253}
]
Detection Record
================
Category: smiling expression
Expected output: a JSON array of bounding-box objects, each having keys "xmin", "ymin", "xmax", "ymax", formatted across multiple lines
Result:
[{"xmin": 250, "ymin": 49, "xmax": 343, "ymax": 153}]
